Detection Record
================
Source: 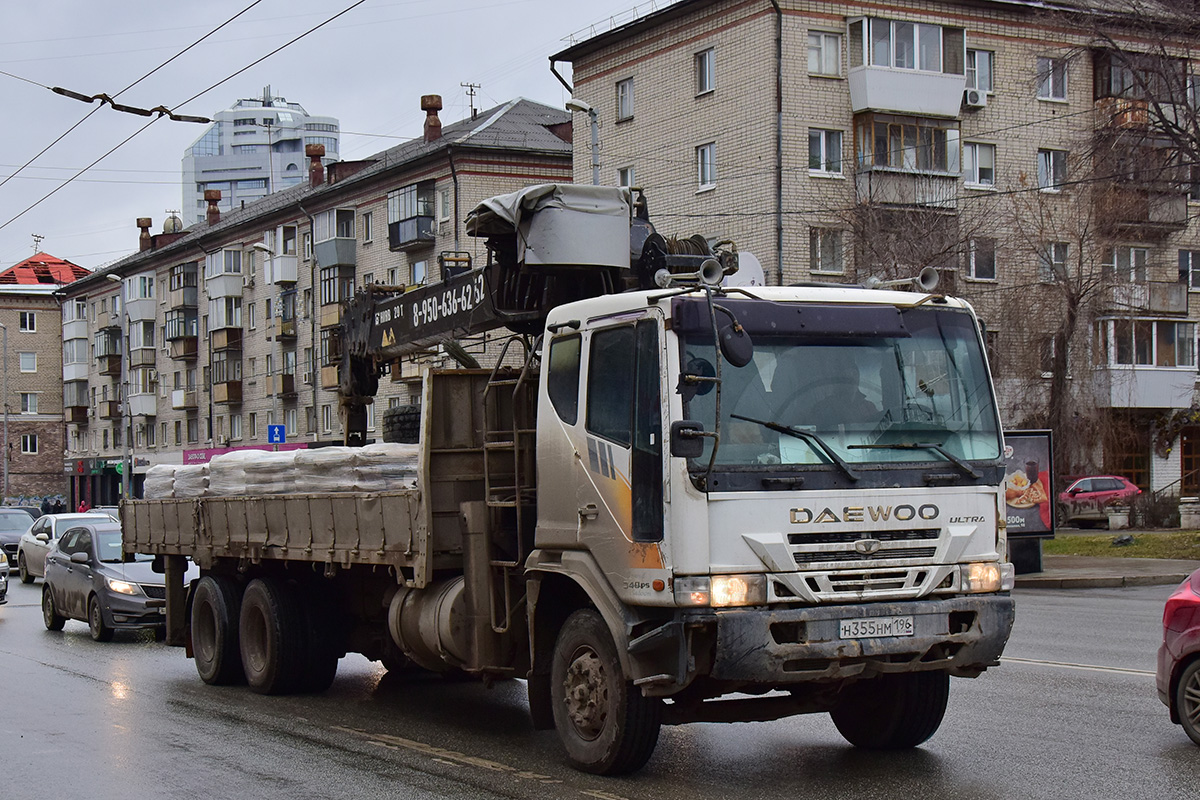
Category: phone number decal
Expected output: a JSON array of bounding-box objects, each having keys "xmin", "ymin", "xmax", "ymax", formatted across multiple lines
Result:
[{"xmin": 409, "ymin": 274, "xmax": 485, "ymax": 327}]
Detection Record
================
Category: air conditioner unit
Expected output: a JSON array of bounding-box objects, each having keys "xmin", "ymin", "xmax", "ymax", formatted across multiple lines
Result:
[
  {"xmin": 244, "ymin": 276, "xmax": 255, "ymax": 288},
  {"xmin": 148, "ymin": 369, "xmax": 158, "ymax": 382},
  {"xmin": 963, "ymin": 89, "xmax": 988, "ymax": 109}
]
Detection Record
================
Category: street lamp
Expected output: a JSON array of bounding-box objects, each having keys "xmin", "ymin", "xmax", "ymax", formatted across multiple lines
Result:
[
  {"xmin": 0, "ymin": 322, "xmax": 7, "ymax": 503},
  {"xmin": 105, "ymin": 275, "xmax": 131, "ymax": 501},
  {"xmin": 566, "ymin": 98, "xmax": 600, "ymax": 186},
  {"xmin": 251, "ymin": 241, "xmax": 282, "ymax": 447}
]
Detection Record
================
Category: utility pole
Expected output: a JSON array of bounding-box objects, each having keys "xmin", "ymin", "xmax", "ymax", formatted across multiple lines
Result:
[
  {"xmin": 461, "ymin": 82, "xmax": 480, "ymax": 120},
  {"xmin": 31, "ymin": 234, "xmax": 44, "ymax": 252},
  {"xmin": 1, "ymin": 323, "xmax": 7, "ymax": 503}
]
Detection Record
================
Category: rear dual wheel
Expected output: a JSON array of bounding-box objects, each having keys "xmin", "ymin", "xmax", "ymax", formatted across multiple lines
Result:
[
  {"xmin": 192, "ymin": 575, "xmax": 245, "ymax": 685},
  {"xmin": 238, "ymin": 578, "xmax": 339, "ymax": 695}
]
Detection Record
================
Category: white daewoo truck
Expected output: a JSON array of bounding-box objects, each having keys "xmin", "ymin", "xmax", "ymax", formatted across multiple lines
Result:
[{"xmin": 122, "ymin": 185, "xmax": 1015, "ymax": 775}]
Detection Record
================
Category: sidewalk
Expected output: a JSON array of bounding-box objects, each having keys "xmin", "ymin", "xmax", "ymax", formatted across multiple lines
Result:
[{"xmin": 1014, "ymin": 554, "xmax": 1200, "ymax": 589}]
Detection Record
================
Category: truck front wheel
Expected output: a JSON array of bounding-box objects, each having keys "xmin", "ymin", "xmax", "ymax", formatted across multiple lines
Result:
[
  {"xmin": 830, "ymin": 670, "xmax": 950, "ymax": 749},
  {"xmin": 192, "ymin": 575, "xmax": 245, "ymax": 685},
  {"xmin": 550, "ymin": 609, "xmax": 662, "ymax": 775}
]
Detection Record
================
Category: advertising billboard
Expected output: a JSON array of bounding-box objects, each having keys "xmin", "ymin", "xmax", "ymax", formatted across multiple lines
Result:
[{"xmin": 1003, "ymin": 429, "xmax": 1054, "ymax": 538}]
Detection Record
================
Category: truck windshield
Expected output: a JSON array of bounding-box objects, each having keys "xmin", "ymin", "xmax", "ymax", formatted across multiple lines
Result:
[{"xmin": 680, "ymin": 305, "xmax": 1001, "ymax": 469}]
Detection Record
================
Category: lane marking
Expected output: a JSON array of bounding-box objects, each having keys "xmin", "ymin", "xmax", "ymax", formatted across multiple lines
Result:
[{"xmin": 1003, "ymin": 656, "xmax": 1154, "ymax": 677}]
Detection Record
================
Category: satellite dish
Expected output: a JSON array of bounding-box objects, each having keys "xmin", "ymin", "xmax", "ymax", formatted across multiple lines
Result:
[
  {"xmin": 163, "ymin": 215, "xmax": 184, "ymax": 234},
  {"xmin": 724, "ymin": 251, "xmax": 765, "ymax": 287}
]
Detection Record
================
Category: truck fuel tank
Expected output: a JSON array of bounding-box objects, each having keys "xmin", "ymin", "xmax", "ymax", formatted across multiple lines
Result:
[{"xmin": 387, "ymin": 578, "xmax": 470, "ymax": 672}]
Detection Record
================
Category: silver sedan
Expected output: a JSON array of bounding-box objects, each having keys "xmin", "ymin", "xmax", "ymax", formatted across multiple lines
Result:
[{"xmin": 17, "ymin": 511, "xmax": 118, "ymax": 583}]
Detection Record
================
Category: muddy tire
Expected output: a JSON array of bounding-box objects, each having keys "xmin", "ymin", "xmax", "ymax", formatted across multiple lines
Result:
[
  {"xmin": 831, "ymin": 670, "xmax": 950, "ymax": 749},
  {"xmin": 382, "ymin": 405, "xmax": 421, "ymax": 444},
  {"xmin": 239, "ymin": 578, "xmax": 305, "ymax": 695},
  {"xmin": 192, "ymin": 575, "xmax": 245, "ymax": 685},
  {"xmin": 42, "ymin": 585, "xmax": 65, "ymax": 631}
]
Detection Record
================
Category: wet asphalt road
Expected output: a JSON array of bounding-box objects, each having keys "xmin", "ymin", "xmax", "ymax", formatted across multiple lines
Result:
[{"xmin": 2, "ymin": 578, "xmax": 1197, "ymax": 800}]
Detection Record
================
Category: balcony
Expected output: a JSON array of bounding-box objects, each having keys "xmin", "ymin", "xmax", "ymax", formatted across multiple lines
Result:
[
  {"xmin": 320, "ymin": 304, "xmax": 343, "ymax": 329},
  {"xmin": 389, "ymin": 216, "xmax": 435, "ymax": 252},
  {"xmin": 1103, "ymin": 282, "xmax": 1188, "ymax": 314},
  {"xmin": 129, "ymin": 393, "xmax": 157, "ymax": 418},
  {"xmin": 170, "ymin": 337, "xmax": 198, "ymax": 361},
  {"xmin": 97, "ymin": 354, "xmax": 121, "ymax": 377},
  {"xmin": 99, "ymin": 400, "xmax": 121, "ymax": 420},
  {"xmin": 265, "ymin": 254, "xmax": 298, "ymax": 284},
  {"xmin": 130, "ymin": 348, "xmax": 156, "ymax": 369},
  {"xmin": 267, "ymin": 374, "xmax": 297, "ymax": 397},
  {"xmin": 211, "ymin": 328, "xmax": 243, "ymax": 351},
  {"xmin": 212, "ymin": 381, "xmax": 243, "ymax": 405},
  {"xmin": 848, "ymin": 67, "xmax": 966, "ymax": 117},
  {"xmin": 320, "ymin": 365, "xmax": 340, "ymax": 390},
  {"xmin": 1095, "ymin": 186, "xmax": 1188, "ymax": 237},
  {"xmin": 127, "ymin": 296, "xmax": 155, "ymax": 322},
  {"xmin": 65, "ymin": 406, "xmax": 88, "ymax": 425},
  {"xmin": 171, "ymin": 389, "xmax": 198, "ymax": 410},
  {"xmin": 62, "ymin": 319, "xmax": 88, "ymax": 341},
  {"xmin": 1093, "ymin": 365, "xmax": 1196, "ymax": 409},
  {"xmin": 278, "ymin": 318, "xmax": 297, "ymax": 339},
  {"xmin": 314, "ymin": 237, "xmax": 355, "ymax": 267},
  {"xmin": 169, "ymin": 286, "xmax": 198, "ymax": 309},
  {"xmin": 855, "ymin": 170, "xmax": 958, "ymax": 210},
  {"xmin": 63, "ymin": 362, "xmax": 89, "ymax": 383}
]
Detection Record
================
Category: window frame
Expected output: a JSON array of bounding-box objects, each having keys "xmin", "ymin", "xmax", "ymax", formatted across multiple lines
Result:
[
  {"xmin": 808, "ymin": 31, "xmax": 842, "ymax": 77},
  {"xmin": 1039, "ymin": 242, "xmax": 1070, "ymax": 283},
  {"xmin": 1037, "ymin": 148, "xmax": 1068, "ymax": 191},
  {"xmin": 696, "ymin": 142, "xmax": 717, "ymax": 190},
  {"xmin": 695, "ymin": 48, "xmax": 715, "ymax": 95},
  {"xmin": 808, "ymin": 128, "xmax": 843, "ymax": 174},
  {"xmin": 616, "ymin": 78, "xmax": 634, "ymax": 121},
  {"xmin": 1037, "ymin": 56, "xmax": 1068, "ymax": 101},
  {"xmin": 18, "ymin": 311, "xmax": 35, "ymax": 332},
  {"xmin": 967, "ymin": 237, "xmax": 997, "ymax": 281},
  {"xmin": 962, "ymin": 141, "xmax": 996, "ymax": 187},
  {"xmin": 809, "ymin": 228, "xmax": 844, "ymax": 274},
  {"xmin": 966, "ymin": 49, "xmax": 994, "ymax": 93}
]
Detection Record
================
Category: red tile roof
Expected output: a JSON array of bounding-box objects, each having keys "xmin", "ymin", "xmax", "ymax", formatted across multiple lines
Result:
[{"xmin": 0, "ymin": 252, "xmax": 90, "ymax": 285}]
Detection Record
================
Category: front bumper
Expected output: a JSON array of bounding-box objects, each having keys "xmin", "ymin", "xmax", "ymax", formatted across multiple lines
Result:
[
  {"xmin": 704, "ymin": 594, "xmax": 1015, "ymax": 683},
  {"xmin": 101, "ymin": 595, "xmax": 166, "ymax": 629}
]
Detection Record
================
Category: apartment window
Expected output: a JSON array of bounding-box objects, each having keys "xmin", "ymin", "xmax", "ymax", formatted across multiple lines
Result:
[
  {"xmin": 1104, "ymin": 319, "xmax": 1195, "ymax": 368},
  {"xmin": 174, "ymin": 421, "xmax": 182, "ymax": 446},
  {"xmin": 363, "ymin": 211, "xmax": 373, "ymax": 243},
  {"xmin": 856, "ymin": 114, "xmax": 960, "ymax": 173},
  {"xmin": 314, "ymin": 208, "xmax": 355, "ymax": 242},
  {"xmin": 247, "ymin": 302, "xmax": 257, "ymax": 330},
  {"xmin": 695, "ymin": 48, "xmax": 715, "ymax": 94},
  {"xmin": 18, "ymin": 312, "xmax": 35, "ymax": 332},
  {"xmin": 963, "ymin": 142, "xmax": 995, "ymax": 186},
  {"xmin": 21, "ymin": 434, "xmax": 37, "ymax": 455},
  {"xmin": 1105, "ymin": 246, "xmax": 1148, "ymax": 283},
  {"xmin": 1180, "ymin": 250, "xmax": 1200, "ymax": 290},
  {"xmin": 1037, "ymin": 57, "xmax": 1067, "ymax": 100},
  {"xmin": 1039, "ymin": 336, "xmax": 1061, "ymax": 376},
  {"xmin": 18, "ymin": 352, "xmax": 35, "ymax": 372},
  {"xmin": 286, "ymin": 408, "xmax": 298, "ymax": 436},
  {"xmin": 808, "ymin": 31, "xmax": 841, "ymax": 76},
  {"xmin": 966, "ymin": 49, "xmax": 994, "ymax": 92},
  {"xmin": 438, "ymin": 190, "xmax": 452, "ymax": 222},
  {"xmin": 617, "ymin": 166, "xmax": 635, "ymax": 187},
  {"xmin": 146, "ymin": 423, "xmax": 156, "ymax": 447},
  {"xmin": 187, "ymin": 418, "xmax": 199, "ymax": 444},
  {"xmin": 696, "ymin": 142, "xmax": 716, "ymax": 189},
  {"xmin": 1037, "ymin": 149, "xmax": 1067, "ymax": 190},
  {"xmin": 870, "ymin": 19, "xmax": 943, "ymax": 71},
  {"xmin": 411, "ymin": 260, "xmax": 427, "ymax": 285},
  {"xmin": 1039, "ymin": 242, "xmax": 1069, "ymax": 283},
  {"xmin": 809, "ymin": 228, "xmax": 844, "ymax": 274},
  {"xmin": 808, "ymin": 129, "xmax": 843, "ymax": 174},
  {"xmin": 249, "ymin": 412, "xmax": 258, "ymax": 439},
  {"xmin": 616, "ymin": 78, "xmax": 633, "ymax": 121},
  {"xmin": 967, "ymin": 238, "xmax": 997, "ymax": 280},
  {"xmin": 302, "ymin": 232, "xmax": 312, "ymax": 260},
  {"xmin": 231, "ymin": 413, "xmax": 243, "ymax": 440},
  {"xmin": 20, "ymin": 393, "xmax": 37, "ymax": 414},
  {"xmin": 322, "ymin": 404, "xmax": 333, "ymax": 433}
]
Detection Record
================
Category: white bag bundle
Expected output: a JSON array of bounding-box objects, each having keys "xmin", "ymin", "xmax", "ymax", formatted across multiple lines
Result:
[
  {"xmin": 295, "ymin": 447, "xmax": 359, "ymax": 493},
  {"xmin": 173, "ymin": 464, "xmax": 210, "ymax": 498},
  {"xmin": 242, "ymin": 450, "xmax": 298, "ymax": 495},
  {"xmin": 355, "ymin": 442, "xmax": 420, "ymax": 491},
  {"xmin": 208, "ymin": 450, "xmax": 261, "ymax": 496},
  {"xmin": 143, "ymin": 464, "xmax": 177, "ymax": 499}
]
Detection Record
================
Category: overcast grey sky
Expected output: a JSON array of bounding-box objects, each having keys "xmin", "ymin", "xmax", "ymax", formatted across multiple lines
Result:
[{"xmin": 0, "ymin": 0, "xmax": 643, "ymax": 270}]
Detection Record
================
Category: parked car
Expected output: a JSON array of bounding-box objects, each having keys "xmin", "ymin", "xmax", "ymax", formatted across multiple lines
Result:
[
  {"xmin": 1157, "ymin": 568, "xmax": 1200, "ymax": 745},
  {"xmin": 1057, "ymin": 475, "xmax": 1142, "ymax": 526},
  {"xmin": 0, "ymin": 554, "xmax": 8, "ymax": 605},
  {"xmin": 17, "ymin": 512, "xmax": 117, "ymax": 583},
  {"xmin": 0, "ymin": 508, "xmax": 35, "ymax": 571},
  {"xmin": 41, "ymin": 520, "xmax": 195, "ymax": 641},
  {"xmin": 11, "ymin": 506, "xmax": 42, "ymax": 520}
]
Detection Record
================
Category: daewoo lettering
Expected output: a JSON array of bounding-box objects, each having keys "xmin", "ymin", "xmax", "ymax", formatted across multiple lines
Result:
[{"xmin": 790, "ymin": 504, "xmax": 940, "ymax": 524}]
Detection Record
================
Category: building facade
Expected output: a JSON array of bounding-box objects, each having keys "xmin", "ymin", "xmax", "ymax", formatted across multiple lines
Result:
[
  {"xmin": 182, "ymin": 88, "xmax": 340, "ymax": 225},
  {"xmin": 0, "ymin": 253, "xmax": 90, "ymax": 505},
  {"xmin": 66, "ymin": 97, "xmax": 571, "ymax": 502},
  {"xmin": 552, "ymin": 0, "xmax": 1200, "ymax": 496}
]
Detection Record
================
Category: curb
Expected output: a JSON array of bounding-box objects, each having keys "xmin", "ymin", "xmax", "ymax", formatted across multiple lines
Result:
[{"xmin": 1015, "ymin": 574, "xmax": 1189, "ymax": 589}]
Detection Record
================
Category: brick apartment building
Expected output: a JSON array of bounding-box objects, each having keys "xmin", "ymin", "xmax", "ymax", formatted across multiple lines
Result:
[
  {"xmin": 0, "ymin": 253, "xmax": 89, "ymax": 504},
  {"xmin": 552, "ymin": 0, "xmax": 1200, "ymax": 496},
  {"xmin": 60, "ymin": 97, "xmax": 572, "ymax": 502}
]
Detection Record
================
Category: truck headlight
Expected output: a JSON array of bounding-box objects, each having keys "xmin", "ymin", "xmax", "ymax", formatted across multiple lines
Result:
[
  {"xmin": 106, "ymin": 577, "xmax": 141, "ymax": 596},
  {"xmin": 675, "ymin": 575, "xmax": 767, "ymax": 607},
  {"xmin": 962, "ymin": 562, "xmax": 1003, "ymax": 593}
]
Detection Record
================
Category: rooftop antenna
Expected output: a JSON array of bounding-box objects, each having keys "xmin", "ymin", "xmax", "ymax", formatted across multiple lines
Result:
[
  {"xmin": 31, "ymin": 233, "xmax": 44, "ymax": 252},
  {"xmin": 461, "ymin": 82, "xmax": 480, "ymax": 120}
]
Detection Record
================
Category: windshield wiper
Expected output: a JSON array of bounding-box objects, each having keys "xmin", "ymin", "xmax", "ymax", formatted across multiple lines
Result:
[
  {"xmin": 849, "ymin": 442, "xmax": 979, "ymax": 478},
  {"xmin": 731, "ymin": 413, "xmax": 860, "ymax": 482}
]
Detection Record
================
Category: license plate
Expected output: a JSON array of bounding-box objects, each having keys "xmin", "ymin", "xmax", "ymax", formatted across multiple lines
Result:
[{"xmin": 839, "ymin": 616, "xmax": 914, "ymax": 638}]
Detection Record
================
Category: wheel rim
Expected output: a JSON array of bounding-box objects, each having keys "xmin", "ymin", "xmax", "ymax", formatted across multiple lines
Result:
[
  {"xmin": 89, "ymin": 600, "xmax": 102, "ymax": 636},
  {"xmin": 243, "ymin": 605, "xmax": 268, "ymax": 673},
  {"xmin": 1183, "ymin": 668, "xmax": 1200, "ymax": 731},
  {"xmin": 195, "ymin": 599, "xmax": 218, "ymax": 662},
  {"xmin": 19, "ymin": 554, "xmax": 27, "ymax": 580},
  {"xmin": 42, "ymin": 589, "xmax": 54, "ymax": 625},
  {"xmin": 562, "ymin": 645, "xmax": 609, "ymax": 741}
]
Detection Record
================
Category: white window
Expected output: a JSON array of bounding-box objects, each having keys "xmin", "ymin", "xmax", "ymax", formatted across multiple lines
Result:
[
  {"xmin": 20, "ymin": 434, "xmax": 37, "ymax": 455},
  {"xmin": 322, "ymin": 404, "xmax": 333, "ymax": 433},
  {"xmin": 870, "ymin": 19, "xmax": 943, "ymax": 72},
  {"xmin": 231, "ymin": 413, "xmax": 243, "ymax": 440},
  {"xmin": 285, "ymin": 407, "xmax": 298, "ymax": 436},
  {"xmin": 1037, "ymin": 148, "xmax": 1067, "ymax": 190},
  {"xmin": 808, "ymin": 129, "xmax": 843, "ymax": 174},
  {"xmin": 314, "ymin": 208, "xmax": 355, "ymax": 242},
  {"xmin": 20, "ymin": 393, "xmax": 37, "ymax": 414},
  {"xmin": 366, "ymin": 403, "xmax": 376, "ymax": 431},
  {"xmin": 19, "ymin": 311, "xmax": 35, "ymax": 332},
  {"xmin": 1105, "ymin": 246, "xmax": 1148, "ymax": 283},
  {"xmin": 1039, "ymin": 242, "xmax": 1069, "ymax": 283},
  {"xmin": 247, "ymin": 302, "xmax": 256, "ymax": 330},
  {"xmin": 695, "ymin": 48, "xmax": 715, "ymax": 94},
  {"xmin": 967, "ymin": 238, "xmax": 997, "ymax": 280},
  {"xmin": 963, "ymin": 142, "xmax": 995, "ymax": 186},
  {"xmin": 616, "ymin": 78, "xmax": 634, "ymax": 120},
  {"xmin": 1180, "ymin": 250, "xmax": 1200, "ymax": 290},
  {"xmin": 696, "ymin": 142, "xmax": 716, "ymax": 189},
  {"xmin": 1104, "ymin": 319, "xmax": 1195, "ymax": 368},
  {"xmin": 809, "ymin": 229, "xmax": 843, "ymax": 274},
  {"xmin": 362, "ymin": 211, "xmax": 373, "ymax": 243},
  {"xmin": 18, "ymin": 352, "xmax": 35, "ymax": 372},
  {"xmin": 966, "ymin": 49, "xmax": 994, "ymax": 93},
  {"xmin": 808, "ymin": 32, "xmax": 841, "ymax": 76},
  {"xmin": 204, "ymin": 250, "xmax": 241, "ymax": 279},
  {"xmin": 438, "ymin": 189, "xmax": 452, "ymax": 222},
  {"xmin": 302, "ymin": 231, "xmax": 312, "ymax": 260},
  {"xmin": 248, "ymin": 412, "xmax": 258, "ymax": 439},
  {"xmin": 411, "ymin": 260, "xmax": 427, "ymax": 285},
  {"xmin": 617, "ymin": 166, "xmax": 635, "ymax": 187},
  {"xmin": 1037, "ymin": 57, "xmax": 1067, "ymax": 100}
]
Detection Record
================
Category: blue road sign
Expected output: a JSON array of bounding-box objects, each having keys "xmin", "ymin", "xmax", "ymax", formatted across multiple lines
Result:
[{"xmin": 267, "ymin": 424, "xmax": 286, "ymax": 444}]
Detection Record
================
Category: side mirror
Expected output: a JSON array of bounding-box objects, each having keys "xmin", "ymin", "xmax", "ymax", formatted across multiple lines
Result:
[
  {"xmin": 1067, "ymin": 488, "xmax": 1079, "ymax": 496},
  {"xmin": 35, "ymin": 533, "xmax": 49, "ymax": 543},
  {"xmin": 70, "ymin": 552, "xmax": 89, "ymax": 565},
  {"xmin": 671, "ymin": 420, "xmax": 706, "ymax": 459}
]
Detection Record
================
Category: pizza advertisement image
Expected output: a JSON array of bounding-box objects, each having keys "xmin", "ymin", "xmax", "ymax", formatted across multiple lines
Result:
[{"xmin": 1003, "ymin": 430, "xmax": 1054, "ymax": 537}]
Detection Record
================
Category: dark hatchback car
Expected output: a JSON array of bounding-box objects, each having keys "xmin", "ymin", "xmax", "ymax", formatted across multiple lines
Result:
[
  {"xmin": 0, "ymin": 508, "xmax": 34, "ymax": 571},
  {"xmin": 41, "ymin": 521, "xmax": 174, "ymax": 641},
  {"xmin": 1157, "ymin": 568, "xmax": 1200, "ymax": 745}
]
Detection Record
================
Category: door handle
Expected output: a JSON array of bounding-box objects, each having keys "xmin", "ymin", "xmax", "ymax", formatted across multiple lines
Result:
[{"xmin": 578, "ymin": 503, "xmax": 599, "ymax": 520}]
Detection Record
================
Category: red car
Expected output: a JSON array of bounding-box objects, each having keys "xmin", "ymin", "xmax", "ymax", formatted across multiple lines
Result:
[
  {"xmin": 1057, "ymin": 475, "xmax": 1142, "ymax": 526},
  {"xmin": 1157, "ymin": 569, "xmax": 1200, "ymax": 745}
]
